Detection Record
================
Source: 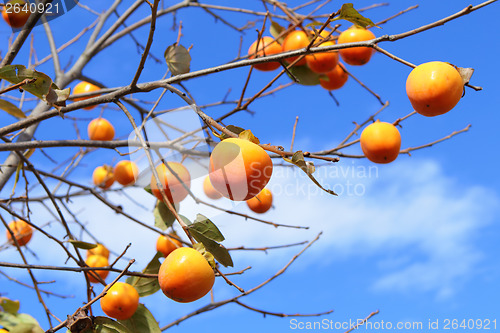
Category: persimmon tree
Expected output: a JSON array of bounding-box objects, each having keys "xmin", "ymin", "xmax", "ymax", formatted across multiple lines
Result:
[{"xmin": 0, "ymin": 1, "xmax": 495, "ymax": 332}]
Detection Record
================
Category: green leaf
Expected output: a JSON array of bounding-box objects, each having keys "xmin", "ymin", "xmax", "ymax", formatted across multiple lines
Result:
[
  {"xmin": 118, "ymin": 304, "xmax": 161, "ymax": 333},
  {"xmin": 184, "ymin": 215, "xmax": 232, "ymax": 266},
  {"xmin": 0, "ymin": 99, "xmax": 26, "ymax": 119},
  {"xmin": 283, "ymin": 151, "xmax": 337, "ymax": 196},
  {"xmin": 94, "ymin": 316, "xmax": 132, "ymax": 333},
  {"xmin": 126, "ymin": 252, "xmax": 162, "ymax": 297},
  {"xmin": 164, "ymin": 44, "xmax": 191, "ymax": 75},
  {"xmin": 67, "ymin": 240, "xmax": 98, "ymax": 250},
  {"xmin": 287, "ymin": 65, "xmax": 321, "ymax": 86},
  {"xmin": 333, "ymin": 3, "xmax": 379, "ymax": 28},
  {"xmin": 238, "ymin": 129, "xmax": 260, "ymax": 144},
  {"xmin": 177, "ymin": 214, "xmax": 191, "ymax": 226},
  {"xmin": 0, "ymin": 312, "xmax": 43, "ymax": 333},
  {"xmin": 0, "ymin": 297, "xmax": 20, "ymax": 314},
  {"xmin": 143, "ymin": 185, "xmax": 153, "ymax": 195},
  {"xmin": 153, "ymin": 201, "xmax": 178, "ymax": 230},
  {"xmin": 192, "ymin": 233, "xmax": 233, "ymax": 267},
  {"xmin": 188, "ymin": 214, "xmax": 225, "ymax": 242},
  {"xmin": 269, "ymin": 20, "xmax": 286, "ymax": 44},
  {"xmin": 8, "ymin": 322, "xmax": 44, "ymax": 333}
]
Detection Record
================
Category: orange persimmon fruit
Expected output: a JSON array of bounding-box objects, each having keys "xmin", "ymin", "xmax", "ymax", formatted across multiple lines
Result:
[
  {"xmin": 100, "ymin": 282, "xmax": 139, "ymax": 320},
  {"xmin": 319, "ymin": 63, "xmax": 348, "ymax": 90},
  {"xmin": 73, "ymin": 81, "xmax": 101, "ymax": 110},
  {"xmin": 150, "ymin": 162, "xmax": 191, "ymax": 204},
  {"xmin": 114, "ymin": 160, "xmax": 139, "ymax": 186},
  {"xmin": 6, "ymin": 220, "xmax": 32, "ymax": 246},
  {"xmin": 209, "ymin": 138, "xmax": 273, "ymax": 201},
  {"xmin": 246, "ymin": 188, "xmax": 273, "ymax": 214},
  {"xmin": 406, "ymin": 61, "xmax": 464, "ymax": 117},
  {"xmin": 338, "ymin": 26, "xmax": 376, "ymax": 66},
  {"xmin": 85, "ymin": 254, "xmax": 109, "ymax": 284},
  {"xmin": 88, "ymin": 118, "xmax": 115, "ymax": 141},
  {"xmin": 158, "ymin": 247, "xmax": 215, "ymax": 303},
  {"xmin": 360, "ymin": 120, "xmax": 401, "ymax": 164},
  {"xmin": 248, "ymin": 36, "xmax": 282, "ymax": 71},
  {"xmin": 93, "ymin": 165, "xmax": 115, "ymax": 189}
]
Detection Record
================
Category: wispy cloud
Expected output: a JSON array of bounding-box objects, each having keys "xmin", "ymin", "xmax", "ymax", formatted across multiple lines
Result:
[
  {"xmin": 2, "ymin": 159, "xmax": 496, "ymax": 300},
  {"xmin": 202, "ymin": 159, "xmax": 498, "ymax": 298}
]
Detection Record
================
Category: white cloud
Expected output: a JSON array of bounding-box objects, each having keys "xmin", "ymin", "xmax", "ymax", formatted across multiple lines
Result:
[
  {"xmin": 1, "ymin": 159, "xmax": 496, "ymax": 301},
  {"xmin": 207, "ymin": 158, "xmax": 497, "ymax": 299}
]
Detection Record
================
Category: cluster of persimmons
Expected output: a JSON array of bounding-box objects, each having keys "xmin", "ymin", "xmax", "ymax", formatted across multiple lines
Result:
[{"xmin": 249, "ymin": 26, "xmax": 466, "ymax": 164}]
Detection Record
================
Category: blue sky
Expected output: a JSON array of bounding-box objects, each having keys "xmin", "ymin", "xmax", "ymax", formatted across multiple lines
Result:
[{"xmin": 1, "ymin": 0, "xmax": 499, "ymax": 332}]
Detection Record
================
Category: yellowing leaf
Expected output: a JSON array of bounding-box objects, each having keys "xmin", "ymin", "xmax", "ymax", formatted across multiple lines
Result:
[
  {"xmin": 0, "ymin": 99, "xmax": 26, "ymax": 118},
  {"xmin": 0, "ymin": 65, "xmax": 52, "ymax": 101},
  {"xmin": 0, "ymin": 297, "xmax": 20, "ymax": 314},
  {"xmin": 0, "ymin": 65, "xmax": 70, "ymax": 107},
  {"xmin": 238, "ymin": 129, "xmax": 260, "ymax": 144},
  {"xmin": 67, "ymin": 240, "xmax": 98, "ymax": 250},
  {"xmin": 164, "ymin": 44, "xmax": 191, "ymax": 75},
  {"xmin": 283, "ymin": 151, "xmax": 337, "ymax": 196},
  {"xmin": 269, "ymin": 20, "xmax": 286, "ymax": 44}
]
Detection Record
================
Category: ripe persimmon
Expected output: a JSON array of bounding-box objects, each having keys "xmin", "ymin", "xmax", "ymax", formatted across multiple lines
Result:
[
  {"xmin": 93, "ymin": 165, "xmax": 115, "ymax": 189},
  {"xmin": 87, "ymin": 244, "xmax": 110, "ymax": 259},
  {"xmin": 100, "ymin": 282, "xmax": 139, "ymax": 320},
  {"xmin": 203, "ymin": 175, "xmax": 222, "ymax": 200},
  {"xmin": 6, "ymin": 220, "xmax": 32, "ymax": 246},
  {"xmin": 156, "ymin": 233, "xmax": 182, "ymax": 257},
  {"xmin": 150, "ymin": 162, "xmax": 191, "ymax": 204},
  {"xmin": 282, "ymin": 30, "xmax": 309, "ymax": 66},
  {"xmin": 360, "ymin": 120, "xmax": 401, "ymax": 164},
  {"xmin": 1, "ymin": 0, "xmax": 30, "ymax": 28},
  {"xmin": 73, "ymin": 81, "xmax": 101, "ymax": 110},
  {"xmin": 248, "ymin": 36, "xmax": 282, "ymax": 71},
  {"xmin": 306, "ymin": 31, "xmax": 338, "ymax": 74},
  {"xmin": 406, "ymin": 61, "xmax": 464, "ymax": 117},
  {"xmin": 88, "ymin": 118, "xmax": 115, "ymax": 141},
  {"xmin": 246, "ymin": 188, "xmax": 273, "ymax": 214},
  {"xmin": 319, "ymin": 63, "xmax": 348, "ymax": 90},
  {"xmin": 209, "ymin": 138, "xmax": 273, "ymax": 201},
  {"xmin": 158, "ymin": 247, "xmax": 215, "ymax": 303},
  {"xmin": 114, "ymin": 160, "xmax": 139, "ymax": 186},
  {"xmin": 338, "ymin": 26, "xmax": 376, "ymax": 66},
  {"xmin": 85, "ymin": 254, "xmax": 109, "ymax": 284}
]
